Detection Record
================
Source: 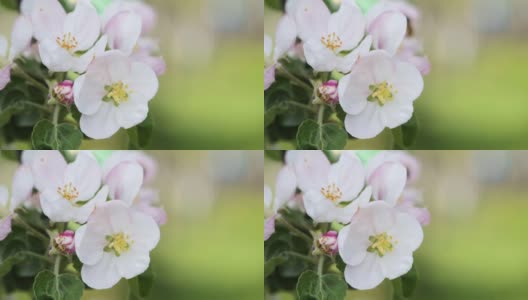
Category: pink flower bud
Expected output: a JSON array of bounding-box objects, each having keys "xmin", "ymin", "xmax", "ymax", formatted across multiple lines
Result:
[
  {"xmin": 52, "ymin": 80, "xmax": 74, "ymax": 105},
  {"xmin": 318, "ymin": 80, "xmax": 339, "ymax": 105},
  {"xmin": 317, "ymin": 231, "xmax": 338, "ymax": 255},
  {"xmin": 54, "ymin": 230, "xmax": 75, "ymax": 255}
]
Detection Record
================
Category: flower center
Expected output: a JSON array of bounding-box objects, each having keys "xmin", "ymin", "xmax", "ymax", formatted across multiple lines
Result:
[
  {"xmin": 368, "ymin": 81, "xmax": 396, "ymax": 106},
  {"xmin": 56, "ymin": 32, "xmax": 78, "ymax": 53},
  {"xmin": 320, "ymin": 32, "xmax": 342, "ymax": 52},
  {"xmin": 104, "ymin": 81, "xmax": 131, "ymax": 106},
  {"xmin": 104, "ymin": 232, "xmax": 133, "ymax": 257},
  {"xmin": 57, "ymin": 182, "xmax": 79, "ymax": 202},
  {"xmin": 320, "ymin": 183, "xmax": 342, "ymax": 202},
  {"xmin": 367, "ymin": 232, "xmax": 396, "ymax": 257}
]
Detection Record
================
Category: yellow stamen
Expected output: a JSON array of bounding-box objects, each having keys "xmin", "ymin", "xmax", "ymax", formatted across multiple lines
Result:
[
  {"xmin": 368, "ymin": 81, "xmax": 396, "ymax": 106},
  {"xmin": 320, "ymin": 32, "xmax": 342, "ymax": 52},
  {"xmin": 104, "ymin": 81, "xmax": 131, "ymax": 106},
  {"xmin": 56, "ymin": 32, "xmax": 78, "ymax": 53},
  {"xmin": 367, "ymin": 232, "xmax": 396, "ymax": 257},
  {"xmin": 320, "ymin": 183, "xmax": 342, "ymax": 202},
  {"xmin": 104, "ymin": 232, "xmax": 133, "ymax": 257},
  {"xmin": 57, "ymin": 182, "xmax": 79, "ymax": 202}
]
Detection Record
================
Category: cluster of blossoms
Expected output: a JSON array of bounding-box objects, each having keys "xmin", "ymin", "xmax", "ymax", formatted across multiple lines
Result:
[
  {"xmin": 265, "ymin": 0, "xmax": 430, "ymax": 148},
  {"xmin": 0, "ymin": 151, "xmax": 166, "ymax": 293},
  {"xmin": 0, "ymin": 0, "xmax": 164, "ymax": 147},
  {"xmin": 264, "ymin": 150, "xmax": 429, "ymax": 295}
]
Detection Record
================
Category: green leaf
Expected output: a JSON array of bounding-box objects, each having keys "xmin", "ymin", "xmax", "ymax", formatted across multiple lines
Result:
[
  {"xmin": 355, "ymin": 0, "xmax": 380, "ymax": 14},
  {"xmin": 265, "ymin": 255, "xmax": 287, "ymax": 278},
  {"xmin": 0, "ymin": 252, "xmax": 26, "ymax": 278},
  {"xmin": 264, "ymin": 0, "xmax": 285, "ymax": 11},
  {"xmin": 264, "ymin": 150, "xmax": 284, "ymax": 162},
  {"xmin": 297, "ymin": 120, "xmax": 348, "ymax": 150},
  {"xmin": 128, "ymin": 266, "xmax": 156, "ymax": 300},
  {"xmin": 296, "ymin": 270, "xmax": 347, "ymax": 300},
  {"xmin": 127, "ymin": 113, "xmax": 154, "ymax": 150},
  {"xmin": 392, "ymin": 264, "xmax": 419, "ymax": 300},
  {"xmin": 32, "ymin": 270, "xmax": 84, "ymax": 300},
  {"xmin": 392, "ymin": 114, "xmax": 419, "ymax": 150},
  {"xmin": 31, "ymin": 120, "xmax": 83, "ymax": 150},
  {"xmin": 265, "ymin": 102, "xmax": 289, "ymax": 127},
  {"xmin": 0, "ymin": 0, "xmax": 18, "ymax": 10}
]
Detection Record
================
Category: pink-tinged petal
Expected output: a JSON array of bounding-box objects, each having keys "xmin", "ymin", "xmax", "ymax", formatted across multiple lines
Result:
[
  {"xmin": 303, "ymin": 38, "xmax": 339, "ymax": 72},
  {"xmin": 74, "ymin": 185, "xmax": 109, "ymax": 224},
  {"xmin": 264, "ymin": 65, "xmax": 275, "ymax": 90},
  {"xmin": 367, "ymin": 152, "xmax": 421, "ymax": 184},
  {"xmin": 0, "ymin": 215, "xmax": 13, "ymax": 241},
  {"xmin": 105, "ymin": 162, "xmax": 144, "ymax": 206},
  {"xmin": 81, "ymin": 253, "xmax": 121, "ymax": 289},
  {"xmin": 328, "ymin": 152, "xmax": 365, "ymax": 200},
  {"xmin": 30, "ymin": 0, "xmax": 66, "ymax": 41},
  {"xmin": 344, "ymin": 254, "xmax": 385, "ymax": 290},
  {"xmin": 336, "ymin": 35, "xmax": 372, "ymax": 74},
  {"xmin": 76, "ymin": 35, "xmax": 109, "ymax": 73},
  {"xmin": 369, "ymin": 162, "xmax": 407, "ymax": 206},
  {"xmin": 11, "ymin": 166, "xmax": 34, "ymax": 209},
  {"xmin": 389, "ymin": 211, "xmax": 424, "ymax": 253},
  {"xmin": 389, "ymin": 60, "xmax": 424, "ymax": 104},
  {"xmin": 338, "ymin": 72, "xmax": 370, "ymax": 116},
  {"xmin": 31, "ymin": 151, "xmax": 67, "ymax": 191},
  {"xmin": 369, "ymin": 11, "xmax": 406, "ymax": 56},
  {"xmin": 0, "ymin": 65, "xmax": 11, "ymax": 91},
  {"xmin": 274, "ymin": 15, "xmax": 297, "ymax": 60},
  {"xmin": 344, "ymin": 102, "xmax": 386, "ymax": 139},
  {"xmin": 131, "ymin": 53, "xmax": 166, "ymax": 76},
  {"xmin": 404, "ymin": 55, "xmax": 431, "ymax": 76},
  {"xmin": 293, "ymin": 0, "xmax": 330, "ymax": 41},
  {"xmin": 291, "ymin": 151, "xmax": 331, "ymax": 192},
  {"xmin": 127, "ymin": 62, "xmax": 159, "ymax": 101},
  {"xmin": 105, "ymin": 11, "xmax": 142, "ymax": 55},
  {"xmin": 74, "ymin": 75, "xmax": 104, "ymax": 115},
  {"xmin": 64, "ymin": 151, "xmax": 102, "ymax": 200},
  {"xmin": 134, "ymin": 202, "xmax": 167, "ymax": 226},
  {"xmin": 38, "ymin": 39, "xmax": 77, "ymax": 72},
  {"xmin": 115, "ymin": 247, "xmax": 150, "ymax": 279},
  {"xmin": 264, "ymin": 215, "xmax": 276, "ymax": 241},
  {"xmin": 80, "ymin": 102, "xmax": 120, "ymax": 140},
  {"xmin": 9, "ymin": 16, "xmax": 33, "ymax": 60},
  {"xmin": 328, "ymin": 1, "xmax": 365, "ymax": 50},
  {"xmin": 274, "ymin": 166, "xmax": 296, "ymax": 209},
  {"xmin": 64, "ymin": 0, "xmax": 101, "ymax": 51},
  {"xmin": 102, "ymin": 151, "xmax": 158, "ymax": 184},
  {"xmin": 128, "ymin": 209, "xmax": 160, "ymax": 251}
]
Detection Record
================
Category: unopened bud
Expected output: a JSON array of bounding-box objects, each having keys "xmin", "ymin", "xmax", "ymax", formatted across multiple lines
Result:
[
  {"xmin": 52, "ymin": 80, "xmax": 74, "ymax": 105},
  {"xmin": 317, "ymin": 231, "xmax": 338, "ymax": 255},
  {"xmin": 53, "ymin": 230, "xmax": 75, "ymax": 255},
  {"xmin": 318, "ymin": 80, "xmax": 339, "ymax": 105}
]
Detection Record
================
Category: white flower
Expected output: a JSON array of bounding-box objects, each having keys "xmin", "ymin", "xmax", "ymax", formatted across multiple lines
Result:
[
  {"xmin": 339, "ymin": 50, "xmax": 424, "ymax": 139},
  {"xmin": 74, "ymin": 51, "xmax": 159, "ymax": 139},
  {"xmin": 75, "ymin": 201, "xmax": 160, "ymax": 290},
  {"xmin": 102, "ymin": 151, "xmax": 158, "ymax": 184},
  {"xmin": 264, "ymin": 166, "xmax": 296, "ymax": 240},
  {"xmin": 367, "ymin": 151, "xmax": 421, "ymax": 184},
  {"xmin": 0, "ymin": 16, "xmax": 33, "ymax": 90},
  {"xmin": 294, "ymin": 0, "xmax": 369, "ymax": 72},
  {"xmin": 36, "ymin": 151, "xmax": 109, "ymax": 223},
  {"xmin": 31, "ymin": 0, "xmax": 106, "ymax": 72},
  {"xmin": 338, "ymin": 201, "xmax": 423, "ymax": 290},
  {"xmin": 291, "ymin": 151, "xmax": 372, "ymax": 223},
  {"xmin": 264, "ymin": 15, "xmax": 297, "ymax": 90}
]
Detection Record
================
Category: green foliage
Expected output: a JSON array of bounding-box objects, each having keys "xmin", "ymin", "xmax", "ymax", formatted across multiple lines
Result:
[
  {"xmin": 355, "ymin": 0, "xmax": 380, "ymax": 14},
  {"xmin": 31, "ymin": 120, "xmax": 83, "ymax": 150},
  {"xmin": 129, "ymin": 266, "xmax": 156, "ymax": 300},
  {"xmin": 33, "ymin": 270, "xmax": 84, "ymax": 300},
  {"xmin": 296, "ymin": 270, "xmax": 347, "ymax": 300},
  {"xmin": 264, "ymin": 0, "xmax": 285, "ymax": 11},
  {"xmin": 392, "ymin": 114, "xmax": 419, "ymax": 149},
  {"xmin": 392, "ymin": 264, "xmax": 419, "ymax": 300},
  {"xmin": 127, "ymin": 112, "xmax": 154, "ymax": 150},
  {"xmin": 297, "ymin": 120, "xmax": 348, "ymax": 150},
  {"xmin": 0, "ymin": 0, "xmax": 18, "ymax": 11}
]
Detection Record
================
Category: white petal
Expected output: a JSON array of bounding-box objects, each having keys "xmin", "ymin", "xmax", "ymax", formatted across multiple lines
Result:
[
  {"xmin": 64, "ymin": 152, "xmax": 102, "ymax": 200},
  {"xmin": 0, "ymin": 215, "xmax": 13, "ymax": 241},
  {"xmin": 115, "ymin": 248, "xmax": 150, "ymax": 279},
  {"xmin": 329, "ymin": 152, "xmax": 365, "ymax": 201},
  {"xmin": 0, "ymin": 65, "xmax": 11, "ymax": 91},
  {"xmin": 74, "ymin": 74, "xmax": 104, "ymax": 115},
  {"xmin": 30, "ymin": 0, "xmax": 66, "ymax": 41},
  {"xmin": 128, "ymin": 209, "xmax": 160, "ymax": 250},
  {"xmin": 369, "ymin": 162, "xmax": 407, "ymax": 206},
  {"xmin": 379, "ymin": 101, "xmax": 414, "ymax": 129},
  {"xmin": 74, "ymin": 35, "xmax": 109, "ymax": 73},
  {"xmin": 0, "ymin": 186, "xmax": 8, "ymax": 208},
  {"xmin": 64, "ymin": 0, "xmax": 101, "ymax": 51},
  {"xmin": 38, "ymin": 39, "xmax": 77, "ymax": 72},
  {"xmin": 80, "ymin": 102, "xmax": 120, "ymax": 140},
  {"xmin": 328, "ymin": 1, "xmax": 365, "ymax": 50},
  {"xmin": 264, "ymin": 35, "xmax": 272, "ymax": 59},
  {"xmin": 369, "ymin": 11, "xmax": 406, "ymax": 56},
  {"xmin": 11, "ymin": 166, "xmax": 34, "ymax": 210},
  {"xmin": 345, "ymin": 102, "xmax": 386, "ymax": 139},
  {"xmin": 338, "ymin": 223, "xmax": 370, "ymax": 266},
  {"xmin": 344, "ymin": 254, "xmax": 385, "ymax": 290},
  {"xmin": 40, "ymin": 189, "xmax": 75, "ymax": 222},
  {"xmin": 274, "ymin": 166, "xmax": 296, "ymax": 209},
  {"xmin": 73, "ymin": 186, "xmax": 109, "ymax": 224},
  {"xmin": 75, "ymin": 225, "xmax": 105, "ymax": 265},
  {"xmin": 294, "ymin": 0, "xmax": 330, "ymax": 41},
  {"xmin": 274, "ymin": 15, "xmax": 297, "ymax": 60},
  {"xmin": 105, "ymin": 11, "xmax": 142, "ymax": 55},
  {"xmin": 264, "ymin": 186, "xmax": 273, "ymax": 210},
  {"xmin": 291, "ymin": 151, "xmax": 331, "ymax": 192},
  {"xmin": 390, "ymin": 60, "xmax": 424, "ymax": 104},
  {"xmin": 381, "ymin": 251, "xmax": 414, "ymax": 280},
  {"xmin": 264, "ymin": 216, "xmax": 276, "ymax": 241},
  {"xmin": 9, "ymin": 16, "xmax": 33, "ymax": 60},
  {"xmin": 336, "ymin": 35, "xmax": 372, "ymax": 74},
  {"xmin": 127, "ymin": 61, "xmax": 159, "ymax": 101},
  {"xmin": 303, "ymin": 39, "xmax": 338, "ymax": 72},
  {"xmin": 31, "ymin": 151, "xmax": 67, "ymax": 191},
  {"xmin": 0, "ymin": 35, "xmax": 8, "ymax": 59},
  {"xmin": 389, "ymin": 211, "xmax": 423, "ymax": 253},
  {"xmin": 81, "ymin": 253, "xmax": 122, "ymax": 289},
  {"xmin": 114, "ymin": 100, "xmax": 148, "ymax": 129},
  {"xmin": 105, "ymin": 162, "xmax": 144, "ymax": 205}
]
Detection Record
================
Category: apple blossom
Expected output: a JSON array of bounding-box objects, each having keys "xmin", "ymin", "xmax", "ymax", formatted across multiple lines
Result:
[
  {"xmin": 53, "ymin": 230, "xmax": 76, "ymax": 255},
  {"xmin": 74, "ymin": 51, "xmax": 159, "ymax": 139},
  {"xmin": 36, "ymin": 151, "xmax": 109, "ymax": 223},
  {"xmin": 52, "ymin": 80, "xmax": 75, "ymax": 105},
  {"xmin": 31, "ymin": 0, "xmax": 106, "ymax": 73},
  {"xmin": 102, "ymin": 150, "xmax": 158, "ymax": 184},
  {"xmin": 339, "ymin": 50, "xmax": 424, "ymax": 139},
  {"xmin": 0, "ymin": 186, "xmax": 13, "ymax": 241},
  {"xmin": 367, "ymin": 151, "xmax": 421, "ymax": 184},
  {"xmin": 397, "ymin": 188, "xmax": 430, "ymax": 226},
  {"xmin": 317, "ymin": 80, "xmax": 339, "ymax": 105},
  {"xmin": 264, "ymin": 15, "xmax": 297, "ymax": 90},
  {"xmin": 316, "ymin": 231, "xmax": 338, "ymax": 255},
  {"xmin": 0, "ymin": 16, "xmax": 33, "ymax": 90},
  {"xmin": 292, "ymin": 151, "xmax": 372, "ymax": 223},
  {"xmin": 75, "ymin": 200, "xmax": 160, "ymax": 290},
  {"xmin": 338, "ymin": 201, "xmax": 423, "ymax": 290},
  {"xmin": 102, "ymin": 0, "xmax": 158, "ymax": 35},
  {"xmin": 264, "ymin": 166, "xmax": 296, "ymax": 240}
]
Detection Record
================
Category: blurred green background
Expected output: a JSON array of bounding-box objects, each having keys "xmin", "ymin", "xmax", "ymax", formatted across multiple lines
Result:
[
  {"xmin": 265, "ymin": 0, "xmax": 528, "ymax": 150},
  {"xmin": 0, "ymin": 0, "xmax": 263, "ymax": 149},
  {"xmin": 0, "ymin": 151, "xmax": 263, "ymax": 300},
  {"xmin": 265, "ymin": 151, "xmax": 528, "ymax": 300}
]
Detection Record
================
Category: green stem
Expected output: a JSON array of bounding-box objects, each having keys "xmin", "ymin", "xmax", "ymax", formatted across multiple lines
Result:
[
  {"xmin": 12, "ymin": 68, "xmax": 49, "ymax": 94},
  {"xmin": 54, "ymin": 256, "xmax": 61, "ymax": 292},
  {"xmin": 13, "ymin": 216, "xmax": 48, "ymax": 242},
  {"xmin": 318, "ymin": 105, "xmax": 326, "ymax": 125},
  {"xmin": 277, "ymin": 66, "xmax": 313, "ymax": 92},
  {"xmin": 22, "ymin": 101, "xmax": 53, "ymax": 113},
  {"xmin": 277, "ymin": 217, "xmax": 313, "ymax": 244},
  {"xmin": 317, "ymin": 255, "xmax": 325, "ymax": 275},
  {"xmin": 285, "ymin": 101, "xmax": 316, "ymax": 113},
  {"xmin": 53, "ymin": 105, "xmax": 61, "ymax": 126},
  {"xmin": 284, "ymin": 252, "xmax": 316, "ymax": 264},
  {"xmin": 20, "ymin": 251, "xmax": 53, "ymax": 264}
]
